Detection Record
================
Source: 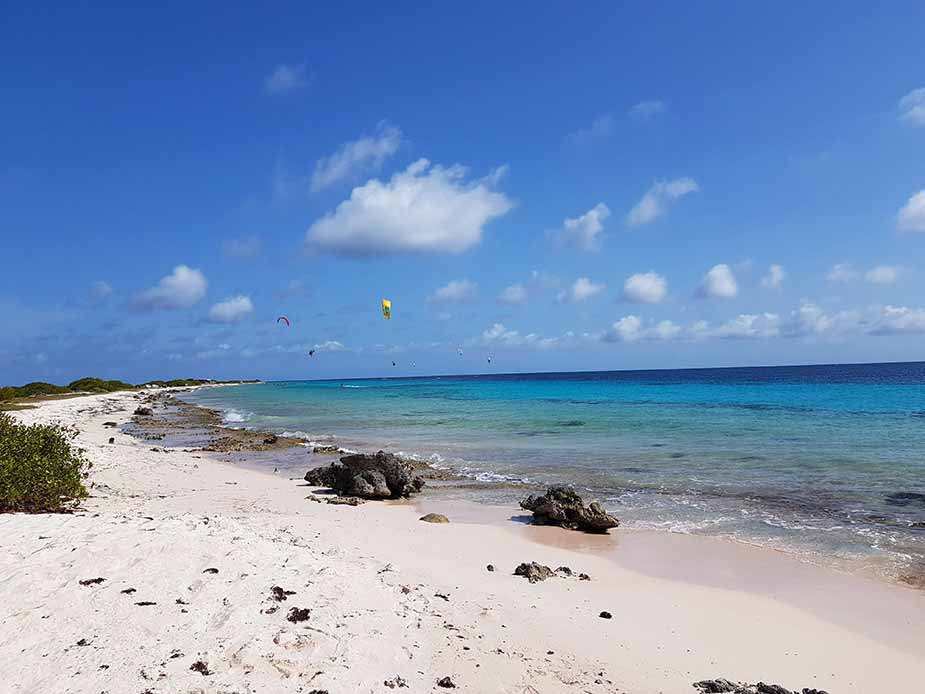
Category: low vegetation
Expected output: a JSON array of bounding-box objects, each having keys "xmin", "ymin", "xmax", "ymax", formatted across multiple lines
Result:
[
  {"xmin": 0, "ymin": 412, "xmax": 91, "ymax": 512},
  {"xmin": 0, "ymin": 377, "xmax": 260, "ymax": 404}
]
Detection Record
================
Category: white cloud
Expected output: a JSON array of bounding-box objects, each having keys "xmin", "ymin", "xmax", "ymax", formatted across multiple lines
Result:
[
  {"xmin": 310, "ymin": 122, "xmax": 402, "ymax": 192},
  {"xmin": 265, "ymin": 63, "xmax": 308, "ymax": 93},
  {"xmin": 897, "ymin": 190, "xmax": 925, "ymax": 232},
  {"xmin": 478, "ymin": 322, "xmax": 576, "ymax": 350},
  {"xmin": 865, "ymin": 265, "xmax": 900, "ymax": 284},
  {"xmin": 760, "ymin": 264, "xmax": 785, "ymax": 289},
  {"xmin": 696, "ymin": 264, "xmax": 738, "ymax": 299},
  {"xmin": 429, "ymin": 278, "xmax": 478, "ymax": 303},
  {"xmin": 651, "ymin": 320, "xmax": 682, "ymax": 340},
  {"xmin": 499, "ymin": 283, "xmax": 528, "ymax": 305},
  {"xmin": 568, "ymin": 115, "xmax": 614, "ymax": 144},
  {"xmin": 558, "ymin": 277, "xmax": 605, "ymax": 303},
  {"xmin": 869, "ymin": 305, "xmax": 925, "ymax": 335},
  {"xmin": 712, "ymin": 313, "xmax": 781, "ymax": 339},
  {"xmin": 899, "ymin": 88, "xmax": 925, "ymax": 126},
  {"xmin": 602, "ymin": 316, "xmax": 682, "ymax": 343},
  {"xmin": 313, "ymin": 340, "xmax": 347, "ymax": 352},
  {"xmin": 134, "ymin": 265, "xmax": 207, "ymax": 310},
  {"xmin": 622, "ymin": 272, "xmax": 667, "ymax": 303},
  {"xmin": 629, "ymin": 100, "xmax": 665, "ymax": 120},
  {"xmin": 551, "ymin": 203, "xmax": 611, "ymax": 251},
  {"xmin": 827, "ymin": 262, "xmax": 858, "ymax": 282},
  {"xmin": 207, "ymin": 295, "xmax": 254, "ymax": 323},
  {"xmin": 223, "ymin": 235, "xmax": 261, "ymax": 258},
  {"xmin": 306, "ymin": 158, "xmax": 514, "ymax": 256},
  {"xmin": 528, "ymin": 270, "xmax": 561, "ymax": 290},
  {"xmin": 626, "ymin": 178, "xmax": 699, "ymax": 226},
  {"xmin": 90, "ymin": 281, "xmax": 112, "ymax": 303}
]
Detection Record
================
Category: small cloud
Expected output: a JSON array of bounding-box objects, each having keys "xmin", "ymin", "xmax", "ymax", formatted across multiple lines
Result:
[
  {"xmin": 827, "ymin": 262, "xmax": 858, "ymax": 283},
  {"xmin": 626, "ymin": 178, "xmax": 699, "ymax": 226},
  {"xmin": 313, "ymin": 340, "xmax": 346, "ymax": 352},
  {"xmin": 550, "ymin": 203, "xmax": 611, "ymax": 252},
  {"xmin": 528, "ymin": 270, "xmax": 561, "ymax": 290},
  {"xmin": 34, "ymin": 352, "xmax": 48, "ymax": 365},
  {"xmin": 628, "ymin": 100, "xmax": 665, "ymax": 120},
  {"xmin": 760, "ymin": 264, "xmax": 785, "ymax": 290},
  {"xmin": 306, "ymin": 158, "xmax": 514, "ymax": 256},
  {"xmin": 429, "ymin": 279, "xmax": 478, "ymax": 303},
  {"xmin": 897, "ymin": 190, "xmax": 925, "ymax": 232},
  {"xmin": 558, "ymin": 277, "xmax": 605, "ymax": 303},
  {"xmin": 89, "ymin": 281, "xmax": 112, "ymax": 304},
  {"xmin": 865, "ymin": 265, "xmax": 900, "ymax": 285},
  {"xmin": 696, "ymin": 264, "xmax": 738, "ymax": 299},
  {"xmin": 223, "ymin": 235, "xmax": 261, "ymax": 258},
  {"xmin": 133, "ymin": 265, "xmax": 207, "ymax": 310},
  {"xmin": 899, "ymin": 88, "xmax": 925, "ymax": 126},
  {"xmin": 712, "ymin": 313, "xmax": 781, "ymax": 339},
  {"xmin": 499, "ymin": 283, "xmax": 528, "ymax": 305},
  {"xmin": 621, "ymin": 272, "xmax": 667, "ymax": 304},
  {"xmin": 265, "ymin": 63, "xmax": 309, "ymax": 93},
  {"xmin": 568, "ymin": 115, "xmax": 614, "ymax": 144},
  {"xmin": 277, "ymin": 279, "xmax": 310, "ymax": 299},
  {"xmin": 310, "ymin": 122, "xmax": 402, "ymax": 192},
  {"xmin": 207, "ymin": 295, "xmax": 254, "ymax": 323}
]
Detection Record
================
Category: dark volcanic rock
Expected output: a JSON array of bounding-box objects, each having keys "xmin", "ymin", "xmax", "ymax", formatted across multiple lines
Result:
[
  {"xmin": 693, "ymin": 681, "xmax": 740, "ymax": 693},
  {"xmin": 189, "ymin": 660, "xmax": 212, "ymax": 676},
  {"xmin": 520, "ymin": 485, "xmax": 619, "ymax": 533},
  {"xmin": 599, "ymin": 611, "xmax": 612, "ymax": 619},
  {"xmin": 103, "ymin": 421, "xmax": 118, "ymax": 427},
  {"xmin": 270, "ymin": 586, "xmax": 295, "ymax": 601},
  {"xmin": 287, "ymin": 607, "xmax": 311, "ymax": 623},
  {"xmin": 436, "ymin": 676, "xmax": 456, "ymax": 688},
  {"xmin": 263, "ymin": 435, "xmax": 278, "ymax": 444},
  {"xmin": 304, "ymin": 450, "xmax": 425, "ymax": 499},
  {"xmin": 419, "ymin": 513, "xmax": 449, "ymax": 523},
  {"xmin": 133, "ymin": 406, "xmax": 154, "ymax": 416},
  {"xmin": 692, "ymin": 680, "xmax": 823, "ymax": 694},
  {"xmin": 514, "ymin": 562, "xmax": 555, "ymax": 583}
]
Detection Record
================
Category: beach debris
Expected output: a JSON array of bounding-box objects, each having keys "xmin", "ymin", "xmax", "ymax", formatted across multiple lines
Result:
[
  {"xmin": 75, "ymin": 638, "xmax": 90, "ymax": 646},
  {"xmin": 108, "ymin": 437, "xmax": 115, "ymax": 444},
  {"xmin": 79, "ymin": 577, "xmax": 106, "ymax": 586},
  {"xmin": 599, "ymin": 611, "xmax": 612, "ymax": 619},
  {"xmin": 169, "ymin": 649, "xmax": 183, "ymax": 659},
  {"xmin": 133, "ymin": 406, "xmax": 153, "ymax": 416},
  {"xmin": 520, "ymin": 485, "xmax": 619, "ymax": 533},
  {"xmin": 434, "ymin": 592, "xmax": 450, "ymax": 601},
  {"xmin": 189, "ymin": 660, "xmax": 212, "ymax": 676},
  {"xmin": 307, "ymin": 690, "xmax": 330, "ymax": 694},
  {"xmin": 103, "ymin": 421, "xmax": 118, "ymax": 427},
  {"xmin": 514, "ymin": 562, "xmax": 555, "ymax": 583},
  {"xmin": 120, "ymin": 588, "xmax": 136, "ymax": 594},
  {"xmin": 135, "ymin": 601, "xmax": 157, "ymax": 606},
  {"xmin": 286, "ymin": 607, "xmax": 311, "ymax": 623},
  {"xmin": 304, "ymin": 450, "xmax": 425, "ymax": 499},
  {"xmin": 419, "ymin": 513, "xmax": 449, "ymax": 523},
  {"xmin": 175, "ymin": 598, "xmax": 189, "ymax": 605},
  {"xmin": 692, "ymin": 680, "xmax": 828, "ymax": 694},
  {"xmin": 384, "ymin": 675, "xmax": 409, "ymax": 688},
  {"xmin": 436, "ymin": 676, "xmax": 457, "ymax": 688},
  {"xmin": 486, "ymin": 564, "xmax": 495, "ymax": 572},
  {"xmin": 202, "ymin": 567, "xmax": 219, "ymax": 574},
  {"xmin": 270, "ymin": 585, "xmax": 296, "ymax": 601}
]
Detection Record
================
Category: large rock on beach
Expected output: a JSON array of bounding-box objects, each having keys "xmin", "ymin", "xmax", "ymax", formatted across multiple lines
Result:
[
  {"xmin": 304, "ymin": 450, "xmax": 425, "ymax": 500},
  {"xmin": 520, "ymin": 485, "xmax": 619, "ymax": 533}
]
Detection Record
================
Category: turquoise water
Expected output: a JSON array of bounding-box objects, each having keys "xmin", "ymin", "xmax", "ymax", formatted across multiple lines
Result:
[{"xmin": 181, "ymin": 363, "xmax": 925, "ymax": 580}]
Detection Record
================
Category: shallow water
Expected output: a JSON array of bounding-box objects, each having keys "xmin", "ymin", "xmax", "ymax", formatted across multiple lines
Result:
[{"xmin": 180, "ymin": 362, "xmax": 925, "ymax": 581}]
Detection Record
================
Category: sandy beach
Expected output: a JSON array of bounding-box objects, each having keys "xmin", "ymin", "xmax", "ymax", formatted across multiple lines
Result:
[{"xmin": 2, "ymin": 389, "xmax": 923, "ymax": 694}]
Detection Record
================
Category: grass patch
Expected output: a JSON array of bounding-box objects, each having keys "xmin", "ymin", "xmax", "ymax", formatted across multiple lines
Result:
[
  {"xmin": 0, "ymin": 412, "xmax": 91, "ymax": 513},
  {"xmin": 0, "ymin": 403, "xmax": 37, "ymax": 412}
]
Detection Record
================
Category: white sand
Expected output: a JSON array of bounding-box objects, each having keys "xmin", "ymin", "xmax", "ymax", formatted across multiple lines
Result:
[{"xmin": 1, "ymin": 390, "xmax": 923, "ymax": 693}]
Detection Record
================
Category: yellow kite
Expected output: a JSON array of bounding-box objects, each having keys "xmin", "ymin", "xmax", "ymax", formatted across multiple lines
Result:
[{"xmin": 381, "ymin": 298, "xmax": 391, "ymax": 320}]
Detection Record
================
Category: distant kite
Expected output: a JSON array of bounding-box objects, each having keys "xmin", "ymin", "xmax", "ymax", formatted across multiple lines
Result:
[
  {"xmin": 381, "ymin": 298, "xmax": 391, "ymax": 320},
  {"xmin": 277, "ymin": 316, "xmax": 290, "ymax": 327},
  {"xmin": 308, "ymin": 349, "xmax": 315, "ymax": 357},
  {"xmin": 487, "ymin": 356, "xmax": 492, "ymax": 364},
  {"xmin": 392, "ymin": 361, "xmax": 397, "ymax": 367}
]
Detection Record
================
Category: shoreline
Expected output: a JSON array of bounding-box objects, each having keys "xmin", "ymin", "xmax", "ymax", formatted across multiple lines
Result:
[
  {"xmin": 2, "ymin": 389, "xmax": 924, "ymax": 692},
  {"xmin": 178, "ymin": 386, "xmax": 925, "ymax": 592}
]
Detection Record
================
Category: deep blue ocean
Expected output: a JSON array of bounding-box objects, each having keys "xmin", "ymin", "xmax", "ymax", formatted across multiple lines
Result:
[{"xmin": 181, "ymin": 362, "xmax": 925, "ymax": 580}]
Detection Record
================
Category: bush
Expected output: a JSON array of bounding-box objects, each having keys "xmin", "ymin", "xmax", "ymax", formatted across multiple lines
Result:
[
  {"xmin": 15, "ymin": 382, "xmax": 70, "ymax": 398},
  {"xmin": 0, "ymin": 387, "xmax": 16, "ymax": 402},
  {"xmin": 67, "ymin": 377, "xmax": 135, "ymax": 393},
  {"xmin": 0, "ymin": 412, "xmax": 91, "ymax": 512}
]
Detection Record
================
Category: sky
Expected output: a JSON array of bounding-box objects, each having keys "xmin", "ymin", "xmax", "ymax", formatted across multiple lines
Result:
[{"xmin": 2, "ymin": 2, "xmax": 925, "ymax": 384}]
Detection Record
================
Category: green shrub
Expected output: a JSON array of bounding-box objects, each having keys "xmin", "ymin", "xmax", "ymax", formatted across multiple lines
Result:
[
  {"xmin": 0, "ymin": 387, "xmax": 16, "ymax": 402},
  {"xmin": 67, "ymin": 377, "xmax": 135, "ymax": 393},
  {"xmin": 0, "ymin": 412, "xmax": 91, "ymax": 512},
  {"xmin": 15, "ymin": 382, "xmax": 70, "ymax": 398}
]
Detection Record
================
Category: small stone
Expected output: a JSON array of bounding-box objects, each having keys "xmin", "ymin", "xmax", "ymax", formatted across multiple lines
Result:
[
  {"xmin": 555, "ymin": 566, "xmax": 573, "ymax": 576},
  {"xmin": 514, "ymin": 562, "xmax": 555, "ymax": 583},
  {"xmin": 202, "ymin": 568, "xmax": 219, "ymax": 574},
  {"xmin": 286, "ymin": 607, "xmax": 311, "ymax": 623},
  {"xmin": 599, "ymin": 611, "xmax": 612, "ymax": 619},
  {"xmin": 436, "ymin": 676, "xmax": 456, "ymax": 688},
  {"xmin": 270, "ymin": 586, "xmax": 296, "ymax": 601},
  {"xmin": 486, "ymin": 564, "xmax": 495, "ymax": 572},
  {"xmin": 419, "ymin": 513, "xmax": 449, "ymax": 523},
  {"xmin": 578, "ymin": 573, "xmax": 591, "ymax": 581},
  {"xmin": 189, "ymin": 660, "xmax": 211, "ymax": 676},
  {"xmin": 108, "ymin": 437, "xmax": 115, "ymax": 444},
  {"xmin": 79, "ymin": 577, "xmax": 105, "ymax": 586}
]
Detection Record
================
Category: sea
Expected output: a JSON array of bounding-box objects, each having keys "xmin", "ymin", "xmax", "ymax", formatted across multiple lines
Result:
[{"xmin": 179, "ymin": 362, "xmax": 925, "ymax": 583}]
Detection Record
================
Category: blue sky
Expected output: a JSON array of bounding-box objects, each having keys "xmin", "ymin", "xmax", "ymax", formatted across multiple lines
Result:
[{"xmin": 2, "ymin": 2, "xmax": 925, "ymax": 383}]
